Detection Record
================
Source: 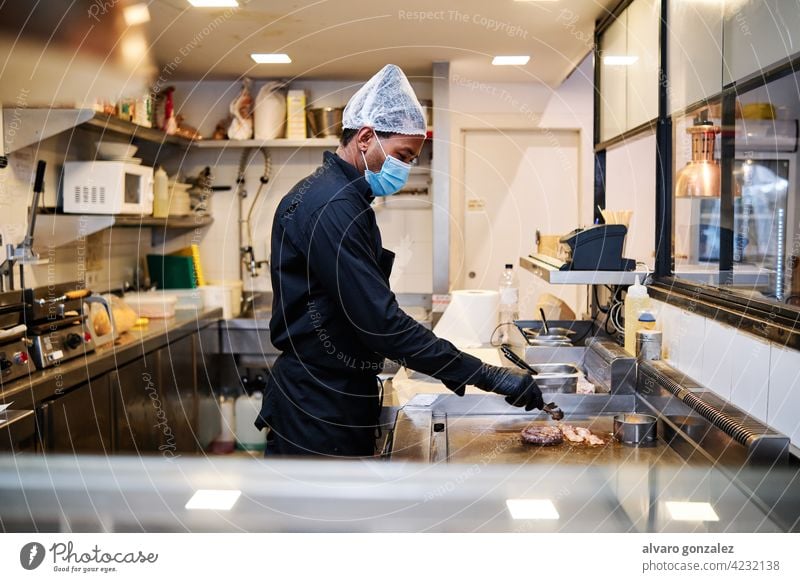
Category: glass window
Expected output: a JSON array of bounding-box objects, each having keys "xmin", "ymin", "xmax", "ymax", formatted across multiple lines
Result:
[
  {"xmin": 672, "ymin": 101, "xmax": 723, "ymax": 281},
  {"xmin": 723, "ymin": 0, "xmax": 800, "ymax": 85},
  {"xmin": 598, "ymin": 0, "xmax": 660, "ymax": 143},
  {"xmin": 671, "ymin": 71, "xmax": 800, "ymax": 307},
  {"xmin": 667, "ymin": 0, "xmax": 723, "ymax": 114}
]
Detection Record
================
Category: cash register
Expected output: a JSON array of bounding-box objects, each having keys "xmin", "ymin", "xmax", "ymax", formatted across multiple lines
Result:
[{"xmin": 557, "ymin": 224, "xmax": 636, "ymax": 271}]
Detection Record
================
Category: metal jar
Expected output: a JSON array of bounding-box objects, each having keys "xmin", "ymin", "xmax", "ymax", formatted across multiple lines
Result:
[
  {"xmin": 635, "ymin": 329, "xmax": 662, "ymax": 361},
  {"xmin": 306, "ymin": 107, "xmax": 344, "ymax": 137}
]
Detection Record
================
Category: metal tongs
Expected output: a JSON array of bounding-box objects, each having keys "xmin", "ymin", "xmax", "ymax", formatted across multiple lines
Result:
[{"xmin": 500, "ymin": 344, "xmax": 564, "ymax": 421}]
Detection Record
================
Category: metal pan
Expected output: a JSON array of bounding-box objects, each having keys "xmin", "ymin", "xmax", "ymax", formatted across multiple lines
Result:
[{"xmin": 613, "ymin": 413, "xmax": 658, "ymax": 447}]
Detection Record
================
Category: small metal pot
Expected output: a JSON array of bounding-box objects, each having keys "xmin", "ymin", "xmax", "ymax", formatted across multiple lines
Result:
[
  {"xmin": 613, "ymin": 413, "xmax": 658, "ymax": 447},
  {"xmin": 306, "ymin": 107, "xmax": 344, "ymax": 137}
]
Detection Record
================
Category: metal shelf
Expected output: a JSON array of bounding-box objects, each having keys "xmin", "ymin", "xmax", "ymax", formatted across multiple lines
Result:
[
  {"xmin": 3, "ymin": 108, "xmax": 95, "ymax": 154},
  {"xmin": 192, "ymin": 137, "xmax": 339, "ymax": 148},
  {"xmin": 520, "ymin": 255, "xmax": 649, "ymax": 285},
  {"xmin": 83, "ymin": 115, "xmax": 340, "ymax": 149},
  {"xmin": 83, "ymin": 114, "xmax": 193, "ymax": 146},
  {"xmin": 113, "ymin": 215, "xmax": 213, "ymax": 229}
]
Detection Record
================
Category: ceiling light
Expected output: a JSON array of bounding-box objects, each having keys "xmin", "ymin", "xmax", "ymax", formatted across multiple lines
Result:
[
  {"xmin": 603, "ymin": 55, "xmax": 639, "ymax": 66},
  {"xmin": 251, "ymin": 53, "xmax": 292, "ymax": 64},
  {"xmin": 492, "ymin": 56, "xmax": 531, "ymax": 66},
  {"xmin": 506, "ymin": 499, "xmax": 560, "ymax": 520},
  {"xmin": 185, "ymin": 489, "xmax": 242, "ymax": 510},
  {"xmin": 665, "ymin": 501, "xmax": 719, "ymax": 522},
  {"xmin": 123, "ymin": 3, "xmax": 150, "ymax": 26},
  {"xmin": 514, "ymin": 1, "xmax": 561, "ymax": 3},
  {"xmin": 187, "ymin": 0, "xmax": 239, "ymax": 7}
]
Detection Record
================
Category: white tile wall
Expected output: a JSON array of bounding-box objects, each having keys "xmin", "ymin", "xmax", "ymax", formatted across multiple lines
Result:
[
  {"xmin": 767, "ymin": 344, "xmax": 800, "ymax": 445},
  {"xmin": 700, "ymin": 320, "xmax": 734, "ymax": 400},
  {"xmin": 652, "ymin": 298, "xmax": 800, "ymax": 446},
  {"xmin": 730, "ymin": 329, "xmax": 770, "ymax": 421}
]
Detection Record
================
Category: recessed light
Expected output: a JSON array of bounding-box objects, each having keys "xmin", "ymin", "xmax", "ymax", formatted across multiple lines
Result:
[
  {"xmin": 514, "ymin": 1, "xmax": 561, "ymax": 3},
  {"xmin": 492, "ymin": 55, "xmax": 531, "ymax": 66},
  {"xmin": 251, "ymin": 53, "xmax": 292, "ymax": 64},
  {"xmin": 185, "ymin": 489, "xmax": 242, "ymax": 511},
  {"xmin": 603, "ymin": 55, "xmax": 639, "ymax": 66},
  {"xmin": 665, "ymin": 501, "xmax": 719, "ymax": 522},
  {"xmin": 506, "ymin": 499, "xmax": 560, "ymax": 520},
  {"xmin": 123, "ymin": 3, "xmax": 150, "ymax": 26},
  {"xmin": 188, "ymin": 0, "xmax": 239, "ymax": 7}
]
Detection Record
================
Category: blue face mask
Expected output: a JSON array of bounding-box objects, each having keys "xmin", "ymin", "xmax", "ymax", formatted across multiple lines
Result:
[{"xmin": 361, "ymin": 137, "xmax": 412, "ymax": 196}]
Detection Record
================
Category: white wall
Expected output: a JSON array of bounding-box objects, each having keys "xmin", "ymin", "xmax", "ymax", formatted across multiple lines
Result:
[{"xmin": 448, "ymin": 55, "xmax": 596, "ymax": 316}]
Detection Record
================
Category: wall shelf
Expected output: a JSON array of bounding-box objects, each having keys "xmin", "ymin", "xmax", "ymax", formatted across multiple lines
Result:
[
  {"xmin": 3, "ymin": 108, "xmax": 95, "ymax": 154},
  {"xmin": 83, "ymin": 114, "xmax": 194, "ymax": 147},
  {"xmin": 113, "ymin": 215, "xmax": 213, "ymax": 229},
  {"xmin": 520, "ymin": 254, "xmax": 649, "ymax": 285},
  {"xmin": 192, "ymin": 137, "xmax": 340, "ymax": 148},
  {"xmin": 83, "ymin": 115, "xmax": 339, "ymax": 149}
]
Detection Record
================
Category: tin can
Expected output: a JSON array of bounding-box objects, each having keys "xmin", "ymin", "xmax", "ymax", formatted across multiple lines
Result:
[{"xmin": 636, "ymin": 330, "xmax": 662, "ymax": 361}]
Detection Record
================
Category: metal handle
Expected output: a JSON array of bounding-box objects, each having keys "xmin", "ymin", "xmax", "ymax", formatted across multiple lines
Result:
[{"xmin": 500, "ymin": 344, "xmax": 537, "ymax": 375}]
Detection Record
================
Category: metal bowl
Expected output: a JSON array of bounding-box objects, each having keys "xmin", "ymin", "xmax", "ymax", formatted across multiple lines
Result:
[{"xmin": 613, "ymin": 413, "xmax": 657, "ymax": 447}]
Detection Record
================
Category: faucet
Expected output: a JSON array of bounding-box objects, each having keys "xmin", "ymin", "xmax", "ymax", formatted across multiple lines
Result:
[{"xmin": 241, "ymin": 245, "xmax": 269, "ymax": 278}]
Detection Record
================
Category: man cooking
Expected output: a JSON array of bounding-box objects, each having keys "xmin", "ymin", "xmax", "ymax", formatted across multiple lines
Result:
[{"xmin": 255, "ymin": 64, "xmax": 544, "ymax": 457}]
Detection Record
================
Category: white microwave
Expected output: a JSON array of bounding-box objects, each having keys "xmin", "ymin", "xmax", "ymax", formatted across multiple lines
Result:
[{"xmin": 62, "ymin": 161, "xmax": 154, "ymax": 215}]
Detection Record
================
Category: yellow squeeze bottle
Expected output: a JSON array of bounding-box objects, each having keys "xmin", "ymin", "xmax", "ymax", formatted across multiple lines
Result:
[{"xmin": 624, "ymin": 276, "xmax": 651, "ymax": 355}]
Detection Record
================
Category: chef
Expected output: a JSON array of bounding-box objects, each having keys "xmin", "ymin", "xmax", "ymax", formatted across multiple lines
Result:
[{"xmin": 255, "ymin": 64, "xmax": 544, "ymax": 457}]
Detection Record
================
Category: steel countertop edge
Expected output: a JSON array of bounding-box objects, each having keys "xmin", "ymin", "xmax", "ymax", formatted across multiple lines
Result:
[{"xmin": 0, "ymin": 307, "xmax": 223, "ymax": 407}]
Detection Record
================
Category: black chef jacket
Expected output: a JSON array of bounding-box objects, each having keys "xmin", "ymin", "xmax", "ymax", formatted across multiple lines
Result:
[{"xmin": 255, "ymin": 151, "xmax": 483, "ymax": 456}]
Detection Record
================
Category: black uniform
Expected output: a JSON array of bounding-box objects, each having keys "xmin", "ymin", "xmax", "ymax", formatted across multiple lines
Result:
[{"xmin": 255, "ymin": 151, "xmax": 484, "ymax": 456}]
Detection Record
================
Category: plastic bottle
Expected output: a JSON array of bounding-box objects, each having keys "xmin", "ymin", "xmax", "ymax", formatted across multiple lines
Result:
[
  {"xmin": 624, "ymin": 276, "xmax": 651, "ymax": 355},
  {"xmin": 235, "ymin": 390, "xmax": 266, "ymax": 452},
  {"xmin": 211, "ymin": 388, "xmax": 236, "ymax": 454},
  {"xmin": 498, "ymin": 264, "xmax": 519, "ymax": 344},
  {"xmin": 152, "ymin": 166, "xmax": 169, "ymax": 218}
]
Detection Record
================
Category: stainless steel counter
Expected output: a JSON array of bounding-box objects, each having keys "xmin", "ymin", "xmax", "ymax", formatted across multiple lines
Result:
[
  {"xmin": 0, "ymin": 452, "xmax": 796, "ymax": 532},
  {"xmin": 0, "ymin": 308, "xmax": 222, "ymax": 408}
]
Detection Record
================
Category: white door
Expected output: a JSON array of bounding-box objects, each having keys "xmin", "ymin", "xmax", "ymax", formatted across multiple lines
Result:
[{"xmin": 462, "ymin": 129, "xmax": 582, "ymax": 318}]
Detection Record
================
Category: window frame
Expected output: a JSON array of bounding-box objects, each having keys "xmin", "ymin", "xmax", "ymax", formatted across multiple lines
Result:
[{"xmin": 594, "ymin": 0, "xmax": 800, "ymax": 348}]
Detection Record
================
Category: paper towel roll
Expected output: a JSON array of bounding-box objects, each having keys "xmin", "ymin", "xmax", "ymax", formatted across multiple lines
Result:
[{"xmin": 433, "ymin": 289, "xmax": 500, "ymax": 348}]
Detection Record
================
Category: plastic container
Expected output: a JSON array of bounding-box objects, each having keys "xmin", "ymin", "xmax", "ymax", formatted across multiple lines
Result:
[
  {"xmin": 202, "ymin": 279, "xmax": 243, "ymax": 319},
  {"xmin": 153, "ymin": 166, "xmax": 169, "ymax": 218},
  {"xmin": 126, "ymin": 291, "xmax": 178, "ymax": 319},
  {"xmin": 211, "ymin": 389, "xmax": 236, "ymax": 454},
  {"xmin": 168, "ymin": 289, "xmax": 205, "ymax": 311},
  {"xmin": 498, "ymin": 264, "xmax": 519, "ymax": 344},
  {"xmin": 235, "ymin": 390, "xmax": 266, "ymax": 451},
  {"xmin": 168, "ymin": 182, "xmax": 192, "ymax": 216},
  {"xmin": 254, "ymin": 81, "xmax": 286, "ymax": 139},
  {"xmin": 624, "ymin": 276, "xmax": 651, "ymax": 355}
]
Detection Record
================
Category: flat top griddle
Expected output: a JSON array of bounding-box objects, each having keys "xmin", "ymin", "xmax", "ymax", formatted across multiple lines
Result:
[{"xmin": 444, "ymin": 415, "xmax": 684, "ymax": 466}]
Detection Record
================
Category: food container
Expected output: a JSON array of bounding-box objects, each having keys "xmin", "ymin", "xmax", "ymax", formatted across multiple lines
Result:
[
  {"xmin": 635, "ymin": 329, "xmax": 662, "ymax": 361},
  {"xmin": 306, "ymin": 107, "xmax": 344, "ymax": 137},
  {"xmin": 95, "ymin": 141, "xmax": 138, "ymax": 160},
  {"xmin": 530, "ymin": 363, "xmax": 580, "ymax": 393},
  {"xmin": 613, "ymin": 413, "xmax": 657, "ymax": 447},
  {"xmin": 202, "ymin": 279, "xmax": 243, "ymax": 319},
  {"xmin": 168, "ymin": 182, "xmax": 192, "ymax": 216},
  {"xmin": 126, "ymin": 291, "xmax": 178, "ymax": 319},
  {"xmin": 168, "ymin": 289, "xmax": 205, "ymax": 311}
]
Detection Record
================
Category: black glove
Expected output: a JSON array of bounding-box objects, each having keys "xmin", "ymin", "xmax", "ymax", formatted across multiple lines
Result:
[{"xmin": 474, "ymin": 364, "xmax": 545, "ymax": 411}]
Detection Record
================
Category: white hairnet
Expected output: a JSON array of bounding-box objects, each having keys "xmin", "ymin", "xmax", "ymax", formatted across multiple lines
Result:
[{"xmin": 342, "ymin": 64, "xmax": 427, "ymax": 136}]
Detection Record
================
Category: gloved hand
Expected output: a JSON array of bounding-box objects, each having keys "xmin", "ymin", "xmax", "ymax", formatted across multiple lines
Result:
[{"xmin": 474, "ymin": 364, "xmax": 545, "ymax": 411}]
